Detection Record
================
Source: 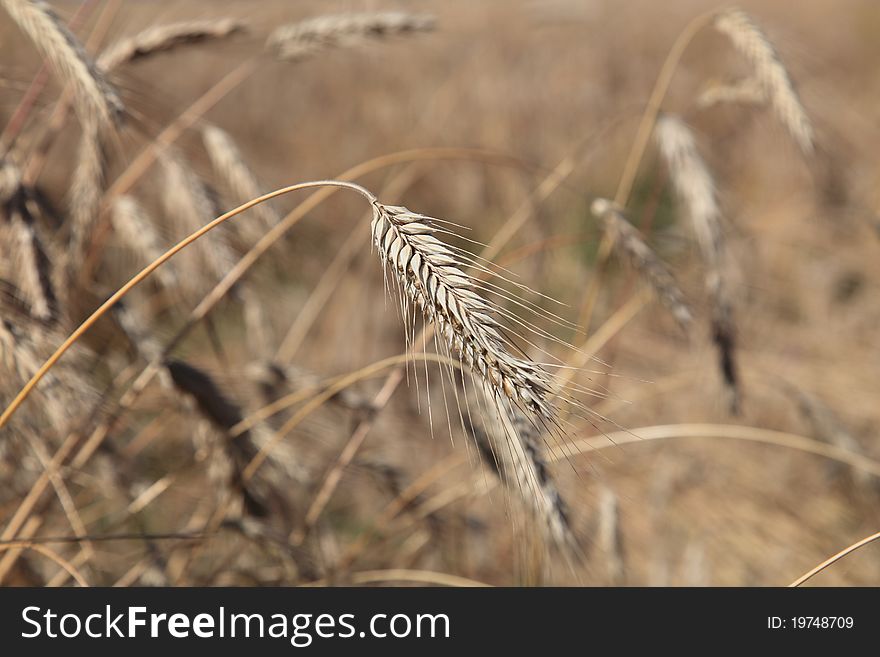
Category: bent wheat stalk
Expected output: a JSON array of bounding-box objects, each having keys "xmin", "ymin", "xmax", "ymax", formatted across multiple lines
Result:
[{"xmin": 1, "ymin": 181, "xmax": 560, "ymax": 437}]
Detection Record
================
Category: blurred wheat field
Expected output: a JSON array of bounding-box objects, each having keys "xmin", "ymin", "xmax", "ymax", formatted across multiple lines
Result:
[{"xmin": 1, "ymin": 0, "xmax": 879, "ymax": 587}]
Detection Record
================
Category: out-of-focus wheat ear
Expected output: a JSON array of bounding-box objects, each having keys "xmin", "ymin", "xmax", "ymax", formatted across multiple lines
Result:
[
  {"xmin": 696, "ymin": 76, "xmax": 765, "ymax": 109},
  {"xmin": 158, "ymin": 150, "xmax": 239, "ymax": 289},
  {"xmin": 201, "ymin": 124, "xmax": 279, "ymax": 243},
  {"xmin": 0, "ymin": 158, "xmax": 22, "ymax": 204},
  {"xmin": 371, "ymin": 201, "xmax": 557, "ymax": 424},
  {"xmin": 239, "ymin": 367, "xmax": 314, "ymax": 486},
  {"xmin": 654, "ymin": 116, "xmax": 741, "ymax": 410},
  {"xmin": 6, "ymin": 208, "xmax": 56, "ymax": 323},
  {"xmin": 0, "ymin": 320, "xmax": 67, "ymax": 430},
  {"xmin": 66, "ymin": 117, "xmax": 104, "ymax": 275},
  {"xmin": 0, "ymin": 0, "xmax": 123, "ymax": 128},
  {"xmin": 598, "ymin": 487, "xmax": 626, "ymax": 585},
  {"xmin": 111, "ymin": 195, "xmax": 178, "ymax": 290},
  {"xmin": 497, "ymin": 408, "xmax": 580, "ymax": 556},
  {"xmin": 267, "ymin": 11, "xmax": 435, "ymax": 61},
  {"xmin": 655, "ymin": 115, "xmax": 724, "ymax": 263},
  {"xmin": 240, "ymin": 286, "xmax": 273, "ymax": 359},
  {"xmin": 708, "ymin": 267, "xmax": 740, "ymax": 414},
  {"xmin": 590, "ymin": 198, "xmax": 693, "ymax": 330},
  {"xmin": 97, "ymin": 18, "xmax": 246, "ymax": 71},
  {"xmin": 1, "ymin": 163, "xmax": 57, "ymax": 324},
  {"xmin": 714, "ymin": 7, "xmax": 813, "ymax": 154},
  {"xmin": 781, "ymin": 382, "xmax": 876, "ymax": 493},
  {"xmin": 111, "ymin": 300, "xmax": 162, "ymax": 363},
  {"xmin": 465, "ymin": 414, "xmax": 502, "ymax": 477},
  {"xmin": 164, "ymin": 358, "xmax": 268, "ymax": 518}
]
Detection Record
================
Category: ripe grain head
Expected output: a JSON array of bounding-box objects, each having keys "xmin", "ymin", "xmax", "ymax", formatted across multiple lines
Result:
[
  {"xmin": 714, "ymin": 7, "xmax": 813, "ymax": 154},
  {"xmin": 267, "ymin": 11, "xmax": 436, "ymax": 61}
]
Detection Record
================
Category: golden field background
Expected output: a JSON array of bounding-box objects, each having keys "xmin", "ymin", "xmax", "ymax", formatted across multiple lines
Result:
[{"xmin": 1, "ymin": 0, "xmax": 879, "ymax": 586}]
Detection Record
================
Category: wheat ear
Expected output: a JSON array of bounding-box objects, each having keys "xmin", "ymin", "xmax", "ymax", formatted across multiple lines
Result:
[
  {"xmin": 1, "ymin": 162, "xmax": 57, "ymax": 323},
  {"xmin": 98, "ymin": 18, "xmax": 245, "ymax": 71},
  {"xmin": 590, "ymin": 198, "xmax": 693, "ymax": 330},
  {"xmin": 371, "ymin": 202, "xmax": 556, "ymax": 423},
  {"xmin": 201, "ymin": 124, "xmax": 279, "ymax": 242},
  {"xmin": 267, "ymin": 11, "xmax": 435, "ymax": 61},
  {"xmin": 111, "ymin": 196, "xmax": 178, "ymax": 290},
  {"xmin": 67, "ymin": 118, "xmax": 104, "ymax": 273},
  {"xmin": 697, "ymin": 76, "xmax": 765, "ymax": 109},
  {"xmin": 0, "ymin": 0, "xmax": 123, "ymax": 128},
  {"xmin": 655, "ymin": 115, "xmax": 723, "ymax": 260},
  {"xmin": 159, "ymin": 151, "xmax": 238, "ymax": 288},
  {"xmin": 654, "ymin": 116, "xmax": 740, "ymax": 410},
  {"xmin": 164, "ymin": 359, "xmax": 268, "ymax": 518},
  {"xmin": 714, "ymin": 7, "xmax": 813, "ymax": 154}
]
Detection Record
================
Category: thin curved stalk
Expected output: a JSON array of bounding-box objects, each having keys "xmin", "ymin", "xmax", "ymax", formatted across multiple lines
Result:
[
  {"xmin": 0, "ymin": 180, "xmax": 376, "ymax": 428},
  {"xmin": 789, "ymin": 531, "xmax": 880, "ymax": 587}
]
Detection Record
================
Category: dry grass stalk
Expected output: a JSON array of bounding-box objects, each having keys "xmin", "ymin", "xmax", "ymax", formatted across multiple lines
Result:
[
  {"xmin": 267, "ymin": 11, "xmax": 435, "ymax": 61},
  {"xmin": 111, "ymin": 195, "xmax": 178, "ymax": 290},
  {"xmin": 714, "ymin": 7, "xmax": 813, "ymax": 153},
  {"xmin": 371, "ymin": 202, "xmax": 556, "ymax": 423},
  {"xmin": 590, "ymin": 198, "xmax": 693, "ymax": 330},
  {"xmin": 98, "ymin": 18, "xmax": 245, "ymax": 71},
  {"xmin": 201, "ymin": 124, "xmax": 279, "ymax": 243},
  {"xmin": 0, "ymin": 0, "xmax": 123, "ymax": 128}
]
